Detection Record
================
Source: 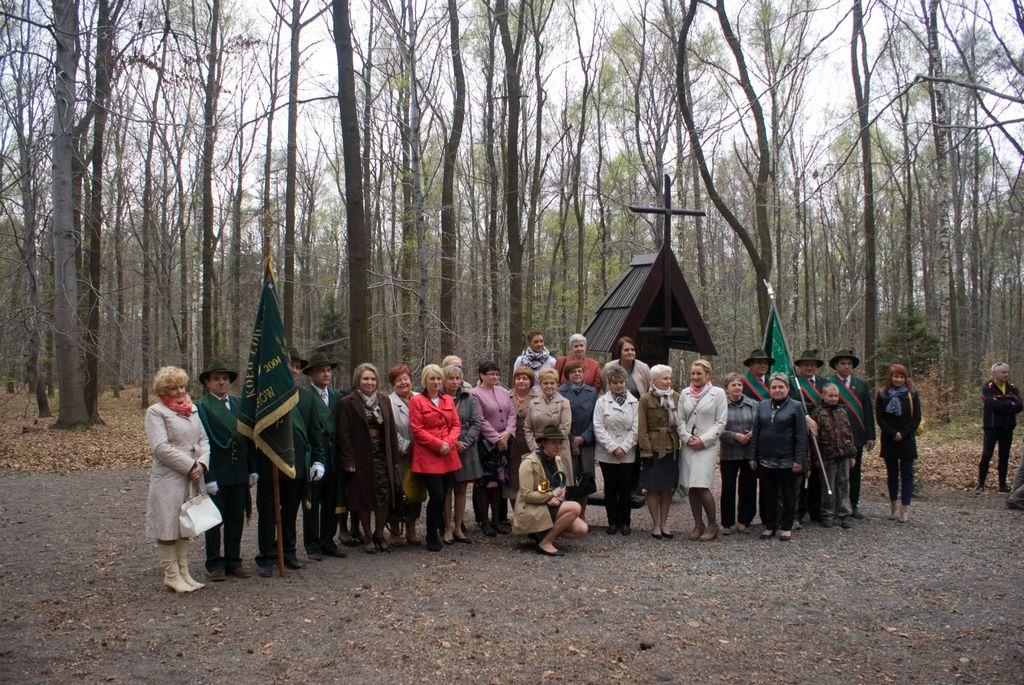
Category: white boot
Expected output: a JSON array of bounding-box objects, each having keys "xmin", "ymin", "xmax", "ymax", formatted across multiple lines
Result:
[
  {"xmin": 157, "ymin": 544, "xmax": 193, "ymax": 593},
  {"xmin": 174, "ymin": 540, "xmax": 204, "ymax": 590}
]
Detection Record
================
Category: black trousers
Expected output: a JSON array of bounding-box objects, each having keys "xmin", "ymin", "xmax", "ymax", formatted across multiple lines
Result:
[
  {"xmin": 720, "ymin": 460, "xmax": 757, "ymax": 528},
  {"xmin": 255, "ymin": 472, "xmax": 303, "ymax": 568},
  {"xmin": 758, "ymin": 466, "xmax": 799, "ymax": 532},
  {"xmin": 205, "ymin": 482, "xmax": 247, "ymax": 571},
  {"xmin": 798, "ymin": 463, "xmax": 823, "ymax": 521},
  {"xmin": 600, "ymin": 462, "xmax": 633, "ymax": 527},
  {"xmin": 980, "ymin": 428, "xmax": 1014, "ymax": 488},
  {"xmin": 849, "ymin": 446, "xmax": 864, "ymax": 510},
  {"xmin": 304, "ymin": 471, "xmax": 343, "ymax": 553},
  {"xmin": 420, "ymin": 472, "xmax": 455, "ymax": 542}
]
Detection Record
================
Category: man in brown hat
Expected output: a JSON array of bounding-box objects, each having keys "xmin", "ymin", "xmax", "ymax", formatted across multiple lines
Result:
[
  {"xmin": 197, "ymin": 358, "xmax": 255, "ymax": 580},
  {"xmin": 742, "ymin": 349, "xmax": 775, "ymax": 401},
  {"xmin": 302, "ymin": 351, "xmax": 350, "ymax": 560},
  {"xmin": 827, "ymin": 349, "xmax": 875, "ymax": 518},
  {"xmin": 792, "ymin": 350, "xmax": 827, "ymax": 525}
]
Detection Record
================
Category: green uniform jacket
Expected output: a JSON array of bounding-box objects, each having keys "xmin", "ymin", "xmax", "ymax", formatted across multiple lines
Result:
[
  {"xmin": 304, "ymin": 385, "xmax": 350, "ymax": 472},
  {"xmin": 827, "ymin": 374, "xmax": 876, "ymax": 447},
  {"xmin": 791, "ymin": 374, "xmax": 827, "ymax": 410},
  {"xmin": 290, "ymin": 386, "xmax": 327, "ymax": 481},
  {"xmin": 197, "ymin": 393, "xmax": 255, "ymax": 486}
]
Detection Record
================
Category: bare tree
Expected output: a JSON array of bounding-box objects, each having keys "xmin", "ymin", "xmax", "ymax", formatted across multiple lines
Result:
[{"xmin": 439, "ymin": 0, "xmax": 466, "ymax": 352}]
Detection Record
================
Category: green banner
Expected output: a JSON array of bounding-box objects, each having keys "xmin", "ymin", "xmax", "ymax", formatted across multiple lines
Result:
[
  {"xmin": 237, "ymin": 260, "xmax": 298, "ymax": 479},
  {"xmin": 763, "ymin": 308, "xmax": 793, "ymax": 379}
]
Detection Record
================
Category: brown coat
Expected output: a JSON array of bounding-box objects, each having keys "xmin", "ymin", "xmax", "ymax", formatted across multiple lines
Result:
[
  {"xmin": 338, "ymin": 393, "xmax": 400, "ymax": 512},
  {"xmin": 815, "ymin": 402, "xmax": 856, "ymax": 463},
  {"xmin": 145, "ymin": 403, "xmax": 211, "ymax": 540},
  {"xmin": 522, "ymin": 393, "xmax": 574, "ymax": 484},
  {"xmin": 638, "ymin": 391, "xmax": 681, "ymax": 458},
  {"xmin": 512, "ymin": 452, "xmax": 569, "ymax": 534}
]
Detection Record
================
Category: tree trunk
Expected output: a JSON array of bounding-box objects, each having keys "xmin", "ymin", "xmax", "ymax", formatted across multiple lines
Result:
[
  {"xmin": 283, "ymin": 0, "xmax": 302, "ymax": 340},
  {"xmin": 333, "ymin": 0, "xmax": 370, "ymax": 367},
  {"xmin": 852, "ymin": 0, "xmax": 876, "ymax": 377},
  {"xmin": 439, "ymin": 0, "xmax": 466, "ymax": 353},
  {"xmin": 200, "ymin": 0, "xmax": 221, "ymax": 368},
  {"xmin": 51, "ymin": 0, "xmax": 90, "ymax": 428}
]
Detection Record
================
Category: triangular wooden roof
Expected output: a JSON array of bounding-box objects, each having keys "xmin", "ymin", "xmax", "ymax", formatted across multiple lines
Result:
[{"xmin": 583, "ymin": 245, "xmax": 716, "ymax": 356}]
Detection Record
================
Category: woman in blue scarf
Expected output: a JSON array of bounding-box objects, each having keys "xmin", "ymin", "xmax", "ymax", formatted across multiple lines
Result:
[{"xmin": 875, "ymin": 364, "xmax": 922, "ymax": 522}]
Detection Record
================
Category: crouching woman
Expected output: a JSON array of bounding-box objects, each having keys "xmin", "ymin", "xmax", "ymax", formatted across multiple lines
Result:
[{"xmin": 512, "ymin": 426, "xmax": 589, "ymax": 556}]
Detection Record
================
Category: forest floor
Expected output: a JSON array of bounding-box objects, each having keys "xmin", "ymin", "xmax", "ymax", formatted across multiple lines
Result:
[{"xmin": 0, "ymin": 390, "xmax": 1021, "ymax": 684}]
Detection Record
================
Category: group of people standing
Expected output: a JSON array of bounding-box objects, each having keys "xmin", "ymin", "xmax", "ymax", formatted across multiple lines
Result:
[{"xmin": 142, "ymin": 327, "xmax": 1019, "ymax": 593}]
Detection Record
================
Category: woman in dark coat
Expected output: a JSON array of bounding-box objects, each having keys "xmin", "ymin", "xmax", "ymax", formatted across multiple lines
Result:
[
  {"xmin": 558, "ymin": 360, "xmax": 598, "ymax": 518},
  {"xmin": 875, "ymin": 363, "xmax": 922, "ymax": 522},
  {"xmin": 339, "ymin": 363, "xmax": 401, "ymax": 553}
]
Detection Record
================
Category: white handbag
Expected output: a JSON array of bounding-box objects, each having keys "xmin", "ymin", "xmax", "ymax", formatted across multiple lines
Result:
[{"xmin": 179, "ymin": 479, "xmax": 222, "ymax": 538}]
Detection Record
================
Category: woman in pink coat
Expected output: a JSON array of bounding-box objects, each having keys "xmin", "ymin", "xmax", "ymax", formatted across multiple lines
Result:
[{"xmin": 410, "ymin": 364, "xmax": 462, "ymax": 551}]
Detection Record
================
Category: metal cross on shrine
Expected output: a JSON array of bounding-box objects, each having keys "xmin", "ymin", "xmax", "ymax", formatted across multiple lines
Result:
[{"xmin": 626, "ymin": 173, "xmax": 706, "ymax": 339}]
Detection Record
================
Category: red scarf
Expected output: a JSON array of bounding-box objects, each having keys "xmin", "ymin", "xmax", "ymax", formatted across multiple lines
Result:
[
  {"xmin": 161, "ymin": 393, "xmax": 194, "ymax": 418},
  {"xmin": 689, "ymin": 383, "xmax": 710, "ymax": 402}
]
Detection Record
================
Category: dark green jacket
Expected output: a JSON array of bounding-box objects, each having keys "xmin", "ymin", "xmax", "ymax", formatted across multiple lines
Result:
[
  {"xmin": 197, "ymin": 393, "xmax": 255, "ymax": 486},
  {"xmin": 290, "ymin": 387, "xmax": 327, "ymax": 480},
  {"xmin": 304, "ymin": 384, "xmax": 350, "ymax": 472}
]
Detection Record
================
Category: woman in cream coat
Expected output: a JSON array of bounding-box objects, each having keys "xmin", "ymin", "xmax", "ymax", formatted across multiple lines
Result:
[
  {"xmin": 594, "ymin": 365, "xmax": 640, "ymax": 535},
  {"xmin": 145, "ymin": 366, "xmax": 211, "ymax": 593},
  {"xmin": 677, "ymin": 359, "xmax": 727, "ymax": 541}
]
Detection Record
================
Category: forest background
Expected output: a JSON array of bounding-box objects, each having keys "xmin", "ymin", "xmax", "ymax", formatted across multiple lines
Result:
[{"xmin": 1, "ymin": 0, "xmax": 1022, "ymax": 429}]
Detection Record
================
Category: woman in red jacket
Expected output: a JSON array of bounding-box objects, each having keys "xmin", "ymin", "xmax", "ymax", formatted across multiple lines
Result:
[{"xmin": 410, "ymin": 364, "xmax": 463, "ymax": 551}]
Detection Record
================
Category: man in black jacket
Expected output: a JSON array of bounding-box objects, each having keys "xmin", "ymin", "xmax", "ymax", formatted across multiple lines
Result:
[{"xmin": 978, "ymin": 362, "xmax": 1023, "ymax": 494}]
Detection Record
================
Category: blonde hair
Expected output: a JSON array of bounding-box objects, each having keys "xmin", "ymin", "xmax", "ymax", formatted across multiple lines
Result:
[
  {"xmin": 352, "ymin": 362, "xmax": 380, "ymax": 389},
  {"xmin": 421, "ymin": 364, "xmax": 443, "ymax": 388},
  {"xmin": 153, "ymin": 366, "xmax": 188, "ymax": 396},
  {"xmin": 442, "ymin": 355, "xmax": 463, "ymax": 369},
  {"xmin": 692, "ymin": 359, "xmax": 712, "ymax": 374},
  {"xmin": 538, "ymin": 368, "xmax": 559, "ymax": 384}
]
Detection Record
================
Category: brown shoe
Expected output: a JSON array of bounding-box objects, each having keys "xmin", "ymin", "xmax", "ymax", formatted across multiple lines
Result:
[
  {"xmin": 226, "ymin": 566, "xmax": 251, "ymax": 578},
  {"xmin": 207, "ymin": 568, "xmax": 227, "ymax": 582},
  {"xmin": 699, "ymin": 526, "xmax": 719, "ymax": 542},
  {"xmin": 688, "ymin": 525, "xmax": 705, "ymax": 541}
]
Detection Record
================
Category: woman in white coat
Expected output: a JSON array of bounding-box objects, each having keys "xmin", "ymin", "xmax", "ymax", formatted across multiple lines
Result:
[
  {"xmin": 145, "ymin": 366, "xmax": 211, "ymax": 593},
  {"xmin": 594, "ymin": 365, "xmax": 640, "ymax": 535},
  {"xmin": 677, "ymin": 359, "xmax": 727, "ymax": 541}
]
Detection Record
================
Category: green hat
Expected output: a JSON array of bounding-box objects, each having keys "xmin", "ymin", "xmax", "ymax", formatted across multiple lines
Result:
[
  {"xmin": 302, "ymin": 351, "xmax": 337, "ymax": 375},
  {"xmin": 829, "ymin": 349, "xmax": 861, "ymax": 369},
  {"xmin": 199, "ymin": 358, "xmax": 238, "ymax": 385},
  {"xmin": 793, "ymin": 349, "xmax": 825, "ymax": 368},
  {"xmin": 287, "ymin": 345, "xmax": 308, "ymax": 369},
  {"xmin": 535, "ymin": 425, "xmax": 567, "ymax": 443},
  {"xmin": 743, "ymin": 348, "xmax": 775, "ymax": 367}
]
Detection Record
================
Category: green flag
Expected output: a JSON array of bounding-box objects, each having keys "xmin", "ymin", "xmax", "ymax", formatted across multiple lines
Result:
[
  {"xmin": 237, "ymin": 260, "xmax": 299, "ymax": 479},
  {"xmin": 762, "ymin": 308, "xmax": 793, "ymax": 379}
]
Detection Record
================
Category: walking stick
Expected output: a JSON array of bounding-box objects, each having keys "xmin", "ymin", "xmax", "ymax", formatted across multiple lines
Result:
[{"xmin": 764, "ymin": 280, "xmax": 832, "ymax": 495}]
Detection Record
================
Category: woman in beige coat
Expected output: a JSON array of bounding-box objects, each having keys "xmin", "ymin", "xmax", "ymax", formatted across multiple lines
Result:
[
  {"xmin": 676, "ymin": 359, "xmax": 728, "ymax": 541},
  {"xmin": 638, "ymin": 364, "xmax": 681, "ymax": 538},
  {"xmin": 522, "ymin": 368, "xmax": 574, "ymax": 485},
  {"xmin": 145, "ymin": 366, "xmax": 211, "ymax": 593},
  {"xmin": 512, "ymin": 425, "xmax": 588, "ymax": 556}
]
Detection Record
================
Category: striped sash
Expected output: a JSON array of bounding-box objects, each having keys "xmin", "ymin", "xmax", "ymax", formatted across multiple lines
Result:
[{"xmin": 742, "ymin": 373, "xmax": 769, "ymax": 401}]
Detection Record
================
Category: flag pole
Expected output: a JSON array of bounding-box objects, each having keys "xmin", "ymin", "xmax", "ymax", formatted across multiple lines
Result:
[
  {"xmin": 272, "ymin": 463, "xmax": 286, "ymax": 577},
  {"xmin": 763, "ymin": 280, "xmax": 832, "ymax": 495}
]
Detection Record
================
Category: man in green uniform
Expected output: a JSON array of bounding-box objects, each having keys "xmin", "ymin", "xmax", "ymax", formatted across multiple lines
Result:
[
  {"xmin": 828, "ymin": 349, "xmax": 875, "ymax": 519},
  {"xmin": 255, "ymin": 347, "xmax": 326, "ymax": 576},
  {"xmin": 302, "ymin": 352, "xmax": 350, "ymax": 560},
  {"xmin": 197, "ymin": 359, "xmax": 257, "ymax": 581},
  {"xmin": 792, "ymin": 350, "xmax": 828, "ymax": 525},
  {"xmin": 741, "ymin": 349, "xmax": 774, "ymax": 401}
]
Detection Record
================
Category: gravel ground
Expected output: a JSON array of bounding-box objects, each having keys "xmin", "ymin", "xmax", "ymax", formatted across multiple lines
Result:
[{"xmin": 0, "ymin": 468, "xmax": 1020, "ymax": 684}]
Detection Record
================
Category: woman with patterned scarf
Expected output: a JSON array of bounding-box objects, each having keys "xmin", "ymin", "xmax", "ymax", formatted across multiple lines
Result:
[
  {"xmin": 637, "ymin": 364, "xmax": 681, "ymax": 538},
  {"xmin": 875, "ymin": 364, "xmax": 922, "ymax": 522},
  {"xmin": 512, "ymin": 330, "xmax": 556, "ymax": 389},
  {"xmin": 339, "ymin": 363, "xmax": 401, "ymax": 553}
]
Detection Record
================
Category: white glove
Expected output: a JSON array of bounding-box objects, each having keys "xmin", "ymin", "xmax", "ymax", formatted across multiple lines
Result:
[
  {"xmin": 205, "ymin": 481, "xmax": 219, "ymax": 496},
  {"xmin": 310, "ymin": 462, "xmax": 325, "ymax": 482},
  {"xmin": 248, "ymin": 473, "xmax": 258, "ymax": 487}
]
